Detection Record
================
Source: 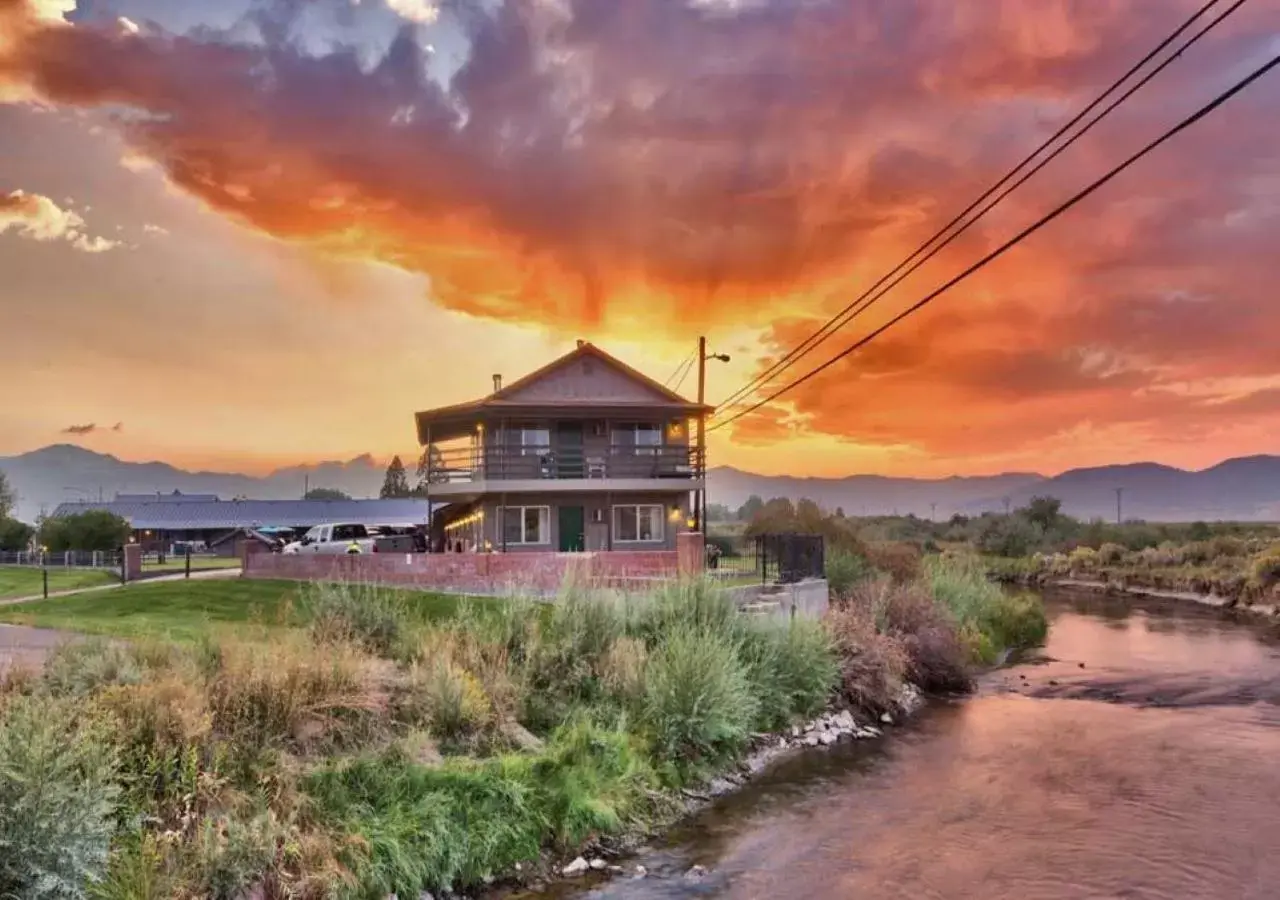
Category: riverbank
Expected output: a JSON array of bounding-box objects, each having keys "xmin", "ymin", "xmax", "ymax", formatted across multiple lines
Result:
[{"xmin": 0, "ymin": 565, "xmax": 1044, "ymax": 900}]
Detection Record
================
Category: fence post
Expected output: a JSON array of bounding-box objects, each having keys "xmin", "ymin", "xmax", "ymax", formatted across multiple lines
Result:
[
  {"xmin": 185, "ymin": 547, "xmax": 191, "ymax": 579},
  {"xmin": 42, "ymin": 565, "xmax": 48, "ymax": 599}
]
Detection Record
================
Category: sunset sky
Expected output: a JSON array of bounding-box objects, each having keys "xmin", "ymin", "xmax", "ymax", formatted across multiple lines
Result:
[{"xmin": 2, "ymin": 0, "xmax": 1279, "ymax": 479}]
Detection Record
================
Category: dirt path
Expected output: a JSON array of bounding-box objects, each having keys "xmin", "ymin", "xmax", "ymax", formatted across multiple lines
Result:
[{"xmin": 0, "ymin": 623, "xmax": 76, "ymax": 674}]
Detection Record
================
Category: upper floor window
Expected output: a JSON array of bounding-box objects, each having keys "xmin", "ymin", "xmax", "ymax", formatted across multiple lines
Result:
[
  {"xmin": 508, "ymin": 424, "xmax": 550, "ymax": 456},
  {"xmin": 611, "ymin": 423, "xmax": 663, "ymax": 455}
]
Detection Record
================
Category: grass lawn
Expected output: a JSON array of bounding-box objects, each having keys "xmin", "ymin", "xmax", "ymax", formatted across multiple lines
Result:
[
  {"xmin": 0, "ymin": 566, "xmax": 120, "ymax": 601},
  {"xmin": 0, "ymin": 578, "xmax": 486, "ymax": 642}
]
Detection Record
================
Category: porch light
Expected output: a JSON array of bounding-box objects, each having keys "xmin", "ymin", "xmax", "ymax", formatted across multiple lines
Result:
[
  {"xmin": 686, "ymin": 517, "xmax": 697, "ymax": 529},
  {"xmin": 667, "ymin": 420, "xmax": 683, "ymax": 439},
  {"xmin": 668, "ymin": 506, "xmax": 682, "ymax": 522}
]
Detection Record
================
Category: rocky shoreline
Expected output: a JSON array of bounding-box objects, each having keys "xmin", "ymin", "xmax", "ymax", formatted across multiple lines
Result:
[
  {"xmin": 475, "ymin": 684, "xmax": 925, "ymax": 900},
  {"xmin": 1042, "ymin": 576, "xmax": 1280, "ymax": 620}
]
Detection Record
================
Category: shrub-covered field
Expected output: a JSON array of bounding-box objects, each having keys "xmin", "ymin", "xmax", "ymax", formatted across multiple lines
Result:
[{"xmin": 0, "ymin": 568, "xmax": 1044, "ymax": 899}]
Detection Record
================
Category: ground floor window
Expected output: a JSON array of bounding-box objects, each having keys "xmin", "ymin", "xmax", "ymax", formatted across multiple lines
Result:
[
  {"xmin": 613, "ymin": 504, "xmax": 665, "ymax": 543},
  {"xmin": 501, "ymin": 506, "xmax": 550, "ymax": 545}
]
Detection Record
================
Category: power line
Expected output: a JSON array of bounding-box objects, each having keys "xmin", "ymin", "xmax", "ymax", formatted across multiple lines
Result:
[
  {"xmin": 713, "ymin": 0, "xmax": 1238, "ymax": 417},
  {"xmin": 663, "ymin": 351, "xmax": 695, "ymax": 388},
  {"xmin": 671, "ymin": 353, "xmax": 696, "ymax": 394},
  {"xmin": 709, "ymin": 49, "xmax": 1280, "ymax": 433}
]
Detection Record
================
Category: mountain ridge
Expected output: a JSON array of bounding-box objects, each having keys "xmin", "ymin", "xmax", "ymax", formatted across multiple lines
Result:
[{"xmin": 2, "ymin": 445, "xmax": 1278, "ymax": 523}]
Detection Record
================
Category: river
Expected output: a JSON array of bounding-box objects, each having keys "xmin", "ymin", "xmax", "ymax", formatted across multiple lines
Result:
[{"xmin": 543, "ymin": 589, "xmax": 1280, "ymax": 899}]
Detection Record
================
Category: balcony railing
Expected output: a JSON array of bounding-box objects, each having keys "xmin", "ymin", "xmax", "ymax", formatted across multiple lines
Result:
[{"xmin": 425, "ymin": 444, "xmax": 704, "ymax": 484}]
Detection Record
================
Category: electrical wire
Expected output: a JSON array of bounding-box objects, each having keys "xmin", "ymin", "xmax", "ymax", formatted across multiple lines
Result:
[
  {"xmin": 663, "ymin": 351, "xmax": 695, "ymax": 388},
  {"xmin": 712, "ymin": 0, "xmax": 1239, "ymax": 417},
  {"xmin": 708, "ymin": 49, "xmax": 1280, "ymax": 433},
  {"xmin": 671, "ymin": 353, "xmax": 696, "ymax": 394}
]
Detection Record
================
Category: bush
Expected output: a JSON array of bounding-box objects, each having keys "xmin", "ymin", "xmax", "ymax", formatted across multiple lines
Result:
[
  {"xmin": 825, "ymin": 549, "xmax": 872, "ymax": 598},
  {"xmin": 976, "ymin": 516, "xmax": 1041, "ymax": 558},
  {"xmin": 206, "ymin": 637, "xmax": 382, "ymax": 754},
  {"xmin": 43, "ymin": 639, "xmax": 144, "ymax": 698},
  {"xmin": 824, "ymin": 601, "xmax": 908, "ymax": 715},
  {"xmin": 874, "ymin": 580, "xmax": 972, "ymax": 692},
  {"xmin": 925, "ymin": 557, "xmax": 1047, "ymax": 662},
  {"xmin": 0, "ymin": 516, "xmax": 34, "ymax": 552},
  {"xmin": 864, "ymin": 541, "xmax": 922, "ymax": 582},
  {"xmin": 404, "ymin": 657, "xmax": 492, "ymax": 745},
  {"xmin": 1068, "ymin": 545, "xmax": 1098, "ymax": 570},
  {"xmin": 1249, "ymin": 546, "xmax": 1280, "ymax": 589},
  {"xmin": 0, "ymin": 695, "xmax": 120, "ymax": 900},
  {"xmin": 39, "ymin": 510, "xmax": 131, "ymax": 553},
  {"xmin": 307, "ymin": 581, "xmax": 413, "ymax": 658},
  {"xmin": 1096, "ymin": 542, "xmax": 1126, "ymax": 565},
  {"xmin": 641, "ymin": 626, "xmax": 757, "ymax": 773},
  {"xmin": 187, "ymin": 811, "xmax": 281, "ymax": 900},
  {"xmin": 736, "ymin": 618, "xmax": 836, "ymax": 730}
]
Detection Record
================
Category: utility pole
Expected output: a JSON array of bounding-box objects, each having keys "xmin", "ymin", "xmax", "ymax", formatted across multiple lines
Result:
[
  {"xmin": 930, "ymin": 502, "xmax": 937, "ymax": 522},
  {"xmin": 694, "ymin": 336, "xmax": 731, "ymax": 533},
  {"xmin": 1115, "ymin": 487, "xmax": 1123, "ymax": 524},
  {"xmin": 303, "ymin": 473, "xmax": 309, "ymax": 500},
  {"xmin": 1002, "ymin": 496, "xmax": 1011, "ymax": 516}
]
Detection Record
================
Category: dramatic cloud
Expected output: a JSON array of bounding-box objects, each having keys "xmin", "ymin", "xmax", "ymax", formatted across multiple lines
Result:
[
  {"xmin": 0, "ymin": 189, "xmax": 121, "ymax": 252},
  {"xmin": 142, "ymin": 223, "xmax": 168, "ymax": 235},
  {"xmin": 3, "ymin": 0, "xmax": 1280, "ymax": 468}
]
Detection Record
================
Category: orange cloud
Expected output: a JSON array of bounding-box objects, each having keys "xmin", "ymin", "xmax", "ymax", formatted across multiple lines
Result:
[{"xmin": 3, "ymin": 0, "xmax": 1280, "ymax": 473}]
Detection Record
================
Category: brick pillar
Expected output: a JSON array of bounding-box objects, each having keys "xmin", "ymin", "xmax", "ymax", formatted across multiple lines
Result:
[
  {"xmin": 677, "ymin": 531, "xmax": 704, "ymax": 577},
  {"xmin": 122, "ymin": 544, "xmax": 143, "ymax": 583}
]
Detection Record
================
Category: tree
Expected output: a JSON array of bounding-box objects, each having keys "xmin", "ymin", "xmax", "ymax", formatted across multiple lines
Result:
[
  {"xmin": 704, "ymin": 503, "xmax": 732, "ymax": 522},
  {"xmin": 380, "ymin": 455, "xmax": 412, "ymax": 498},
  {"xmin": 1022, "ymin": 495, "xmax": 1062, "ymax": 532},
  {"xmin": 0, "ymin": 517, "xmax": 34, "ymax": 551},
  {"xmin": 0, "ymin": 471, "xmax": 13, "ymax": 520},
  {"xmin": 303, "ymin": 488, "xmax": 351, "ymax": 501},
  {"xmin": 39, "ymin": 510, "xmax": 130, "ymax": 552},
  {"xmin": 737, "ymin": 495, "xmax": 765, "ymax": 522},
  {"xmin": 414, "ymin": 445, "xmax": 446, "ymax": 492}
]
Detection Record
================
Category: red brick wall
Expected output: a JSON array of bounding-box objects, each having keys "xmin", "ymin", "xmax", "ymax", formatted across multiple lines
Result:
[{"xmin": 243, "ymin": 549, "xmax": 678, "ymax": 595}]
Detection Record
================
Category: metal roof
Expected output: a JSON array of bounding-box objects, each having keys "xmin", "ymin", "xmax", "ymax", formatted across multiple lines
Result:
[
  {"xmin": 51, "ymin": 498, "xmax": 430, "ymax": 530},
  {"xmin": 115, "ymin": 492, "xmax": 221, "ymax": 502}
]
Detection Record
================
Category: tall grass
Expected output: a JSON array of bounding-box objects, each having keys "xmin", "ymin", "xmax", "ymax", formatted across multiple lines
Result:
[{"xmin": 924, "ymin": 555, "xmax": 1047, "ymax": 663}]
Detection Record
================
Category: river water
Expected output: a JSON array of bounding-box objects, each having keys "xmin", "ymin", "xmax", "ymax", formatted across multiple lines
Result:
[{"xmin": 545, "ymin": 590, "xmax": 1280, "ymax": 900}]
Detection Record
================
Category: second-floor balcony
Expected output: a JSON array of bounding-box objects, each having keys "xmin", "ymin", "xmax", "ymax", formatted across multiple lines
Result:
[{"xmin": 425, "ymin": 443, "xmax": 704, "ymax": 489}]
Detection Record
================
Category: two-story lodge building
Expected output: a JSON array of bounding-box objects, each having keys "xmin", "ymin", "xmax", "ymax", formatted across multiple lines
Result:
[{"xmin": 415, "ymin": 341, "xmax": 709, "ymax": 553}]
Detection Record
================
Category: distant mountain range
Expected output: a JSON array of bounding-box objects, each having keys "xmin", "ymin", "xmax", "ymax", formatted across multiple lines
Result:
[
  {"xmin": 0, "ymin": 445, "xmax": 387, "ymax": 522},
  {"xmin": 2, "ymin": 445, "xmax": 1279, "ymax": 523},
  {"xmin": 709, "ymin": 456, "xmax": 1280, "ymax": 522}
]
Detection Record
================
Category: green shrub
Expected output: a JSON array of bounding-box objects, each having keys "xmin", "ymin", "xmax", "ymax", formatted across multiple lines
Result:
[
  {"xmin": 641, "ymin": 626, "xmax": 757, "ymax": 773},
  {"xmin": 636, "ymin": 578, "xmax": 737, "ymax": 639},
  {"xmin": 307, "ymin": 581, "xmax": 413, "ymax": 658},
  {"xmin": 91, "ymin": 835, "xmax": 168, "ymax": 900},
  {"xmin": 0, "ymin": 695, "xmax": 120, "ymax": 900},
  {"xmin": 1096, "ymin": 543, "xmax": 1126, "ymax": 565},
  {"xmin": 43, "ymin": 639, "xmax": 144, "ymax": 698},
  {"xmin": 1250, "ymin": 546, "xmax": 1280, "ymax": 588},
  {"xmin": 825, "ymin": 549, "xmax": 871, "ymax": 598},
  {"xmin": 306, "ymin": 754, "xmax": 542, "ymax": 895},
  {"xmin": 973, "ymin": 593, "xmax": 1048, "ymax": 662},
  {"xmin": 864, "ymin": 541, "xmax": 923, "ymax": 582},
  {"xmin": 737, "ymin": 618, "xmax": 835, "ymax": 730},
  {"xmin": 925, "ymin": 557, "xmax": 1047, "ymax": 662},
  {"xmin": 518, "ymin": 718, "xmax": 658, "ymax": 847},
  {"xmin": 187, "ymin": 812, "xmax": 281, "ymax": 900},
  {"xmin": 873, "ymin": 579, "xmax": 972, "ymax": 692},
  {"xmin": 404, "ymin": 657, "xmax": 492, "ymax": 745}
]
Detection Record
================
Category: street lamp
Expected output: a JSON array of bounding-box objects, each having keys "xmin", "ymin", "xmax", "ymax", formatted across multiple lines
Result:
[{"xmin": 695, "ymin": 337, "xmax": 731, "ymax": 532}]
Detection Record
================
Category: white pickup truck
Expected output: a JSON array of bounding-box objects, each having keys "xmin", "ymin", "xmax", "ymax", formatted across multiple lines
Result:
[{"xmin": 282, "ymin": 523, "xmax": 376, "ymax": 555}]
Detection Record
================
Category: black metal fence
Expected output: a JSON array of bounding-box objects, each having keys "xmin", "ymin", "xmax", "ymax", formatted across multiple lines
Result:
[{"xmin": 705, "ymin": 533, "xmax": 825, "ymax": 584}]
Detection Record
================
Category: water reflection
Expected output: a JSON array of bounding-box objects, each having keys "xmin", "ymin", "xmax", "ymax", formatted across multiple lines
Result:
[{"xmin": 540, "ymin": 590, "xmax": 1280, "ymax": 900}]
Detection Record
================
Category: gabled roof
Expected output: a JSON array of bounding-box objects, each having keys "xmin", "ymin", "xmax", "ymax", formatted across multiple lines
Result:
[{"xmin": 415, "ymin": 342, "xmax": 710, "ymax": 444}]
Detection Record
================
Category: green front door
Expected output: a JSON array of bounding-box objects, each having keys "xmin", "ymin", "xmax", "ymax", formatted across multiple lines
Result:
[{"xmin": 558, "ymin": 505, "xmax": 585, "ymax": 552}]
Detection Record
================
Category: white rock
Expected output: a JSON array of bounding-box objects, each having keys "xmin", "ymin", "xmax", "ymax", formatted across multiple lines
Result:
[
  {"xmin": 562, "ymin": 857, "xmax": 590, "ymax": 877},
  {"xmin": 791, "ymin": 725, "xmax": 801, "ymax": 737},
  {"xmin": 880, "ymin": 712, "xmax": 893, "ymax": 724},
  {"xmin": 862, "ymin": 726, "xmax": 882, "ymax": 738},
  {"xmin": 832, "ymin": 710, "xmax": 856, "ymax": 731},
  {"xmin": 634, "ymin": 865, "xmax": 648, "ymax": 879},
  {"xmin": 686, "ymin": 865, "xmax": 708, "ymax": 880},
  {"xmin": 418, "ymin": 893, "xmax": 434, "ymax": 900},
  {"xmin": 589, "ymin": 858, "xmax": 607, "ymax": 870},
  {"xmin": 803, "ymin": 733, "xmax": 820, "ymax": 747},
  {"xmin": 817, "ymin": 731, "xmax": 837, "ymax": 746}
]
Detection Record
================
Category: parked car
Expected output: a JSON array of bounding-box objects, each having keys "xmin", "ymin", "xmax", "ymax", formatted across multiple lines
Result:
[{"xmin": 282, "ymin": 523, "xmax": 376, "ymax": 555}]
